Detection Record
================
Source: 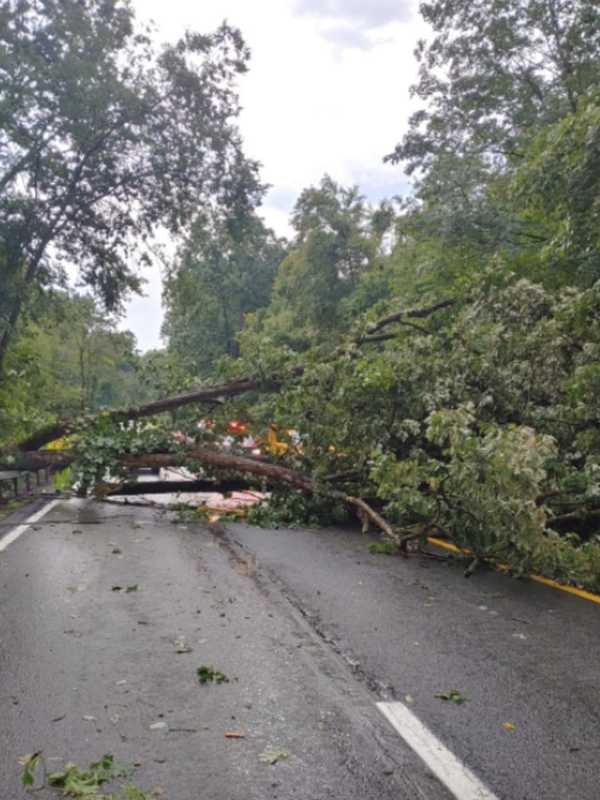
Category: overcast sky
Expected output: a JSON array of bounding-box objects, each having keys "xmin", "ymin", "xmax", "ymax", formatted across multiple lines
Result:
[{"xmin": 124, "ymin": 0, "xmax": 426, "ymax": 350}]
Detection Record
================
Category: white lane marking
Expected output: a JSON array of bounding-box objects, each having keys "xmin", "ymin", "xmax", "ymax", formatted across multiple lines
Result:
[
  {"xmin": 0, "ymin": 499, "xmax": 61, "ymax": 553},
  {"xmin": 377, "ymin": 702, "xmax": 499, "ymax": 800}
]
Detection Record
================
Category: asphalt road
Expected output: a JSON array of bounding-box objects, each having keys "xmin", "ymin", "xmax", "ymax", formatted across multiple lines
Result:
[{"xmin": 1, "ymin": 498, "xmax": 599, "ymax": 799}]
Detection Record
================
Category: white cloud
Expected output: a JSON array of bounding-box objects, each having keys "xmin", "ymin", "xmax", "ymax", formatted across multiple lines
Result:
[
  {"xmin": 319, "ymin": 24, "xmax": 378, "ymax": 50},
  {"xmin": 292, "ymin": 0, "xmax": 413, "ymax": 28},
  {"xmin": 123, "ymin": 0, "xmax": 425, "ymax": 351}
]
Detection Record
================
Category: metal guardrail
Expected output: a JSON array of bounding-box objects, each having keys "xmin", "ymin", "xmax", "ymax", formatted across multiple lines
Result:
[{"xmin": 0, "ymin": 468, "xmax": 51, "ymax": 501}]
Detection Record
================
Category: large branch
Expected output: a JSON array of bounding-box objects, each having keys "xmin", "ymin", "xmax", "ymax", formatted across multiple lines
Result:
[
  {"xmin": 3, "ymin": 446, "xmax": 401, "ymax": 545},
  {"xmin": 547, "ymin": 507, "xmax": 600, "ymax": 528},
  {"xmin": 6, "ymin": 299, "xmax": 456, "ymax": 455},
  {"xmin": 120, "ymin": 448, "xmax": 315, "ymax": 491},
  {"xmin": 11, "ymin": 376, "xmax": 276, "ymax": 453},
  {"xmin": 362, "ymin": 298, "xmax": 456, "ymax": 339},
  {"xmin": 0, "ymin": 450, "xmax": 76, "ymax": 471},
  {"xmin": 101, "ymin": 478, "xmax": 254, "ymax": 496},
  {"xmin": 120, "ymin": 447, "xmax": 400, "ymax": 544}
]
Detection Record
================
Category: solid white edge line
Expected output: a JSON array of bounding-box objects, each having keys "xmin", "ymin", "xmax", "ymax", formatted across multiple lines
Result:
[
  {"xmin": 377, "ymin": 701, "xmax": 499, "ymax": 800},
  {"xmin": 0, "ymin": 499, "xmax": 61, "ymax": 553}
]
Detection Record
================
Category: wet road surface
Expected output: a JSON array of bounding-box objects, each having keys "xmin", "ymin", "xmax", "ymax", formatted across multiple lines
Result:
[{"xmin": 1, "ymin": 498, "xmax": 599, "ymax": 799}]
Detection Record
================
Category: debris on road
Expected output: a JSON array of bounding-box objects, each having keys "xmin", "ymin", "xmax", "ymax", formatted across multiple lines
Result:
[
  {"xmin": 197, "ymin": 665, "xmax": 229, "ymax": 684},
  {"xmin": 18, "ymin": 752, "xmax": 43, "ymax": 789},
  {"xmin": 368, "ymin": 542, "xmax": 399, "ymax": 555},
  {"xmin": 19, "ymin": 752, "xmax": 150, "ymax": 798},
  {"xmin": 258, "ymin": 748, "xmax": 290, "ymax": 765},
  {"xmin": 435, "ymin": 689, "xmax": 468, "ymax": 705}
]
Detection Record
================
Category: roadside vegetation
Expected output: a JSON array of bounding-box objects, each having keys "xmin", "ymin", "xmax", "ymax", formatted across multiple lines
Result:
[{"xmin": 2, "ymin": 0, "xmax": 600, "ymax": 591}]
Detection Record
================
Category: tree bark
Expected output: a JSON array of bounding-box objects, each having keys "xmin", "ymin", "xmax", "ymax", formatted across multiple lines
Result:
[
  {"xmin": 0, "ymin": 450, "xmax": 76, "ymax": 471},
  {"xmin": 101, "ymin": 478, "xmax": 255, "ymax": 496},
  {"xmin": 120, "ymin": 447, "xmax": 400, "ymax": 543}
]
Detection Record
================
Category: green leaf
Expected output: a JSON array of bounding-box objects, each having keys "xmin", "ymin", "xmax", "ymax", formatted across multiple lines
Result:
[{"xmin": 435, "ymin": 689, "xmax": 468, "ymax": 705}]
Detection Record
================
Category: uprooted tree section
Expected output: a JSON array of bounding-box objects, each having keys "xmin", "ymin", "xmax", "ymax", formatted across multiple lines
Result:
[{"xmin": 2, "ymin": 276, "xmax": 600, "ymax": 591}]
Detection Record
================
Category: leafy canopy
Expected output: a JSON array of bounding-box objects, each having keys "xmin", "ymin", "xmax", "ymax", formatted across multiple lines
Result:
[{"xmin": 0, "ymin": 0, "xmax": 260, "ymax": 371}]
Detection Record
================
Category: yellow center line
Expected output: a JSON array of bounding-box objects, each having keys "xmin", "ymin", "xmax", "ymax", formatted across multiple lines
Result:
[{"xmin": 426, "ymin": 536, "xmax": 600, "ymax": 606}]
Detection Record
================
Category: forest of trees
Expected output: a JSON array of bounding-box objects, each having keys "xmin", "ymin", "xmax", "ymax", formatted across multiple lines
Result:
[{"xmin": 2, "ymin": 0, "xmax": 600, "ymax": 591}]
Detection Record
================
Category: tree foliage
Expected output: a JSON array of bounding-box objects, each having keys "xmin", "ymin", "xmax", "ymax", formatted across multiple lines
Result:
[
  {"xmin": 386, "ymin": 0, "xmax": 600, "ymax": 172},
  {"xmin": 162, "ymin": 209, "xmax": 286, "ymax": 377},
  {"xmin": 514, "ymin": 92, "xmax": 600, "ymax": 286},
  {"xmin": 0, "ymin": 292, "xmax": 143, "ymax": 443},
  {"xmin": 0, "ymin": 0, "xmax": 260, "ymax": 372}
]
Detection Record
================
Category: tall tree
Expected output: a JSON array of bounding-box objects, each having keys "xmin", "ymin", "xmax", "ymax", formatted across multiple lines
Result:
[
  {"xmin": 386, "ymin": 0, "xmax": 600, "ymax": 173},
  {"xmin": 162, "ymin": 208, "xmax": 287, "ymax": 377},
  {"xmin": 269, "ymin": 176, "xmax": 376, "ymax": 338},
  {"xmin": 0, "ymin": 0, "xmax": 262, "ymax": 374},
  {"xmin": 513, "ymin": 91, "xmax": 600, "ymax": 286}
]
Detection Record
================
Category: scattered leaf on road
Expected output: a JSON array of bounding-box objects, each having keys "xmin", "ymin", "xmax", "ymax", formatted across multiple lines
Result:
[
  {"xmin": 18, "ymin": 752, "xmax": 43, "ymax": 788},
  {"xmin": 224, "ymin": 731, "xmax": 245, "ymax": 738},
  {"xmin": 112, "ymin": 586, "xmax": 123, "ymax": 592},
  {"xmin": 404, "ymin": 694, "xmax": 414, "ymax": 704},
  {"xmin": 126, "ymin": 584, "xmax": 139, "ymax": 593},
  {"xmin": 502, "ymin": 722, "xmax": 516, "ymax": 732},
  {"xmin": 258, "ymin": 749, "xmax": 289, "ymax": 765},
  {"xmin": 368, "ymin": 541, "xmax": 399, "ymax": 555},
  {"xmin": 435, "ymin": 689, "xmax": 468, "ymax": 705},
  {"xmin": 197, "ymin": 665, "xmax": 229, "ymax": 684},
  {"xmin": 47, "ymin": 754, "xmax": 132, "ymax": 795},
  {"xmin": 174, "ymin": 638, "xmax": 193, "ymax": 654}
]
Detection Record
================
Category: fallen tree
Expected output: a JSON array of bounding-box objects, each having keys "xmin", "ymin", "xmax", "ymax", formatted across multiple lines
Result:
[
  {"xmin": 12, "ymin": 376, "xmax": 274, "ymax": 453},
  {"xmin": 3, "ymin": 444, "xmax": 404, "ymax": 545},
  {"xmin": 5, "ymin": 299, "xmax": 456, "ymax": 456},
  {"xmin": 119, "ymin": 447, "xmax": 402, "ymax": 544},
  {"xmin": 4, "ymin": 284, "xmax": 600, "ymax": 592}
]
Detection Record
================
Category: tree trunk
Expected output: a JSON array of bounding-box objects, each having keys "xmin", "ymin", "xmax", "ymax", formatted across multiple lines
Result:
[
  {"xmin": 101, "ymin": 478, "xmax": 254, "ymax": 496},
  {"xmin": 9, "ymin": 374, "xmax": 286, "ymax": 453},
  {"xmin": 5, "ymin": 446, "xmax": 400, "ymax": 544}
]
